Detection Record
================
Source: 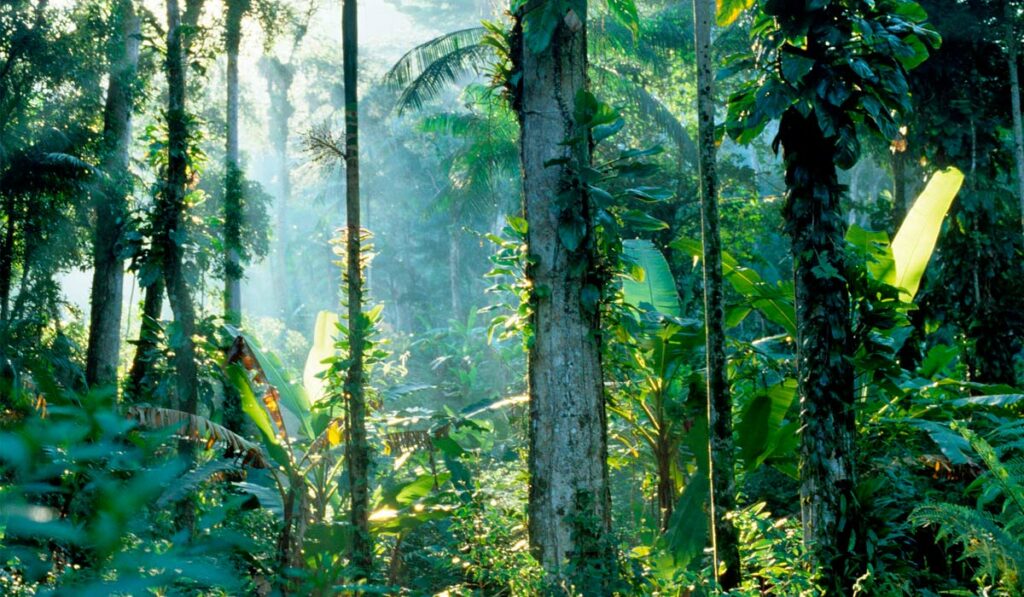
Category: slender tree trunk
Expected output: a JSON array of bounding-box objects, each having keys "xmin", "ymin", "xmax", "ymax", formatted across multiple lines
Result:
[
  {"xmin": 890, "ymin": 148, "xmax": 907, "ymax": 233},
  {"xmin": 693, "ymin": 0, "xmax": 741, "ymax": 589},
  {"xmin": 223, "ymin": 0, "xmax": 246, "ymax": 325},
  {"xmin": 163, "ymin": 0, "xmax": 200, "ymax": 532},
  {"xmin": 342, "ymin": 0, "xmax": 371, "ymax": 576},
  {"xmin": 86, "ymin": 0, "xmax": 140, "ymax": 388},
  {"xmin": 449, "ymin": 221, "xmax": 463, "ymax": 321},
  {"xmin": 779, "ymin": 109, "xmax": 857, "ymax": 595},
  {"xmin": 1008, "ymin": 0, "xmax": 1024, "ymax": 236},
  {"xmin": 0, "ymin": 195, "xmax": 16, "ymax": 325},
  {"xmin": 654, "ymin": 427, "xmax": 674, "ymax": 530},
  {"xmin": 512, "ymin": 4, "xmax": 612, "ymax": 591}
]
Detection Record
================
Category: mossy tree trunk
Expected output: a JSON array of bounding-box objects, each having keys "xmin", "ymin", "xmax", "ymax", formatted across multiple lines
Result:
[
  {"xmin": 692, "ymin": 0, "xmax": 741, "ymax": 589},
  {"xmin": 86, "ymin": 0, "xmax": 139, "ymax": 388},
  {"xmin": 342, "ymin": 0, "xmax": 371, "ymax": 577},
  {"xmin": 162, "ymin": 0, "xmax": 201, "ymax": 532},
  {"xmin": 779, "ymin": 108, "xmax": 857, "ymax": 595},
  {"xmin": 223, "ymin": 0, "xmax": 247, "ymax": 325}
]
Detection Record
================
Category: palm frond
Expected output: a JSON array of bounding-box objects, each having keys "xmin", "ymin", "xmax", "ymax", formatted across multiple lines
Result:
[
  {"xmin": 384, "ymin": 27, "xmax": 487, "ymax": 90},
  {"xmin": 127, "ymin": 405, "xmax": 270, "ymax": 469},
  {"xmin": 384, "ymin": 27, "xmax": 493, "ymax": 114}
]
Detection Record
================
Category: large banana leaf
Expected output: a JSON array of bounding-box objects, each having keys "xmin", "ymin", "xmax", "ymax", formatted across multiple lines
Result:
[
  {"xmin": 888, "ymin": 167, "xmax": 964, "ymax": 301},
  {"xmin": 621, "ymin": 238, "xmax": 682, "ymax": 317},
  {"xmin": 303, "ymin": 311, "xmax": 340, "ymax": 406}
]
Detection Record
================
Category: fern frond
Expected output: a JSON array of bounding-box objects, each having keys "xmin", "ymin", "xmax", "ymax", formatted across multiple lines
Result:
[
  {"xmin": 911, "ymin": 502, "xmax": 1024, "ymax": 586},
  {"xmin": 955, "ymin": 422, "xmax": 1024, "ymax": 520},
  {"xmin": 157, "ymin": 459, "xmax": 243, "ymax": 506}
]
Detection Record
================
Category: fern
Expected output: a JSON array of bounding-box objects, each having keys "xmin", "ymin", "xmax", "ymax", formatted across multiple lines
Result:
[{"xmin": 911, "ymin": 422, "xmax": 1024, "ymax": 591}]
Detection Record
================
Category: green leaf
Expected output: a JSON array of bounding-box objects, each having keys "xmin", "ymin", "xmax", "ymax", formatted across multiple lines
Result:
[
  {"xmin": 621, "ymin": 239, "xmax": 682, "ymax": 317},
  {"xmin": 303, "ymin": 311, "xmax": 339, "ymax": 405},
  {"xmin": 716, "ymin": 0, "xmax": 755, "ymax": 26},
  {"xmin": 621, "ymin": 209, "xmax": 669, "ymax": 231},
  {"xmin": 396, "ymin": 473, "xmax": 450, "ymax": 506},
  {"xmin": 887, "ymin": 168, "xmax": 964, "ymax": 301},
  {"xmin": 673, "ymin": 237, "xmax": 797, "ymax": 336},
  {"xmin": 605, "ymin": 0, "xmax": 639, "ymax": 37},
  {"xmin": 237, "ymin": 330, "xmax": 316, "ymax": 440},
  {"xmin": 660, "ymin": 471, "xmax": 709, "ymax": 568}
]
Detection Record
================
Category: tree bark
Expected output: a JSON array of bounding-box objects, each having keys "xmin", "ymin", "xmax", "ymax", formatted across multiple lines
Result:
[
  {"xmin": 1008, "ymin": 0, "xmax": 1024, "ymax": 237},
  {"xmin": 513, "ymin": 4, "xmax": 612, "ymax": 591},
  {"xmin": 86, "ymin": 0, "xmax": 140, "ymax": 388},
  {"xmin": 223, "ymin": 0, "xmax": 246, "ymax": 325},
  {"xmin": 342, "ymin": 0, "xmax": 371, "ymax": 577},
  {"xmin": 779, "ymin": 109, "xmax": 857, "ymax": 595},
  {"xmin": 693, "ymin": 0, "xmax": 741, "ymax": 589}
]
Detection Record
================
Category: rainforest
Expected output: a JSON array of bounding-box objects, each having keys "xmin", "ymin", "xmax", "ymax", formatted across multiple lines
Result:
[{"xmin": 1, "ymin": 0, "xmax": 1023, "ymax": 595}]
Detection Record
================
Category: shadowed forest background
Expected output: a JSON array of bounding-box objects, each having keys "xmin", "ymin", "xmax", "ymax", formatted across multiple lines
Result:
[{"xmin": 1, "ymin": 0, "xmax": 1024, "ymax": 595}]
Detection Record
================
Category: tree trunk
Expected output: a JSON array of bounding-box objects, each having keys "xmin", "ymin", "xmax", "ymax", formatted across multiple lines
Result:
[
  {"xmin": 0, "ymin": 195, "xmax": 16, "ymax": 325},
  {"xmin": 86, "ymin": 0, "xmax": 140, "ymax": 388},
  {"xmin": 449, "ymin": 221, "xmax": 463, "ymax": 321},
  {"xmin": 261, "ymin": 57, "xmax": 297, "ymax": 328},
  {"xmin": 654, "ymin": 428, "xmax": 674, "ymax": 530},
  {"xmin": 890, "ymin": 149, "xmax": 907, "ymax": 234},
  {"xmin": 126, "ymin": 278, "xmax": 164, "ymax": 399},
  {"xmin": 779, "ymin": 110, "xmax": 857, "ymax": 595},
  {"xmin": 513, "ymin": 4, "xmax": 612, "ymax": 591},
  {"xmin": 693, "ymin": 0, "xmax": 741, "ymax": 589},
  {"xmin": 163, "ymin": 0, "xmax": 200, "ymax": 532},
  {"xmin": 1008, "ymin": 0, "xmax": 1024, "ymax": 236},
  {"xmin": 342, "ymin": 0, "xmax": 371, "ymax": 577},
  {"xmin": 223, "ymin": 0, "xmax": 246, "ymax": 325}
]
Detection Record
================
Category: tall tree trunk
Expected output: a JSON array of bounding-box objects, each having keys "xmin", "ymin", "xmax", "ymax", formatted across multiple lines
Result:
[
  {"xmin": 779, "ymin": 109, "xmax": 857, "ymax": 595},
  {"xmin": 693, "ymin": 0, "xmax": 741, "ymax": 589},
  {"xmin": 86, "ymin": 0, "xmax": 140, "ymax": 388},
  {"xmin": 342, "ymin": 0, "xmax": 371, "ymax": 576},
  {"xmin": 126, "ymin": 278, "xmax": 164, "ymax": 398},
  {"xmin": 223, "ymin": 0, "xmax": 246, "ymax": 325},
  {"xmin": 261, "ymin": 57, "xmax": 296, "ymax": 327},
  {"xmin": 163, "ymin": 0, "xmax": 201, "ymax": 532},
  {"xmin": 1008, "ymin": 0, "xmax": 1024, "ymax": 236},
  {"xmin": 512, "ymin": 4, "xmax": 612, "ymax": 591}
]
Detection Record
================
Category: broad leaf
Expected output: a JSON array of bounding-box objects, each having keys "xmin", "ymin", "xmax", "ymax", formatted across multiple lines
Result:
[
  {"xmin": 888, "ymin": 168, "xmax": 964, "ymax": 301},
  {"xmin": 303, "ymin": 310, "xmax": 339, "ymax": 405},
  {"xmin": 716, "ymin": 0, "xmax": 754, "ymax": 26},
  {"xmin": 621, "ymin": 239, "xmax": 682, "ymax": 317}
]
